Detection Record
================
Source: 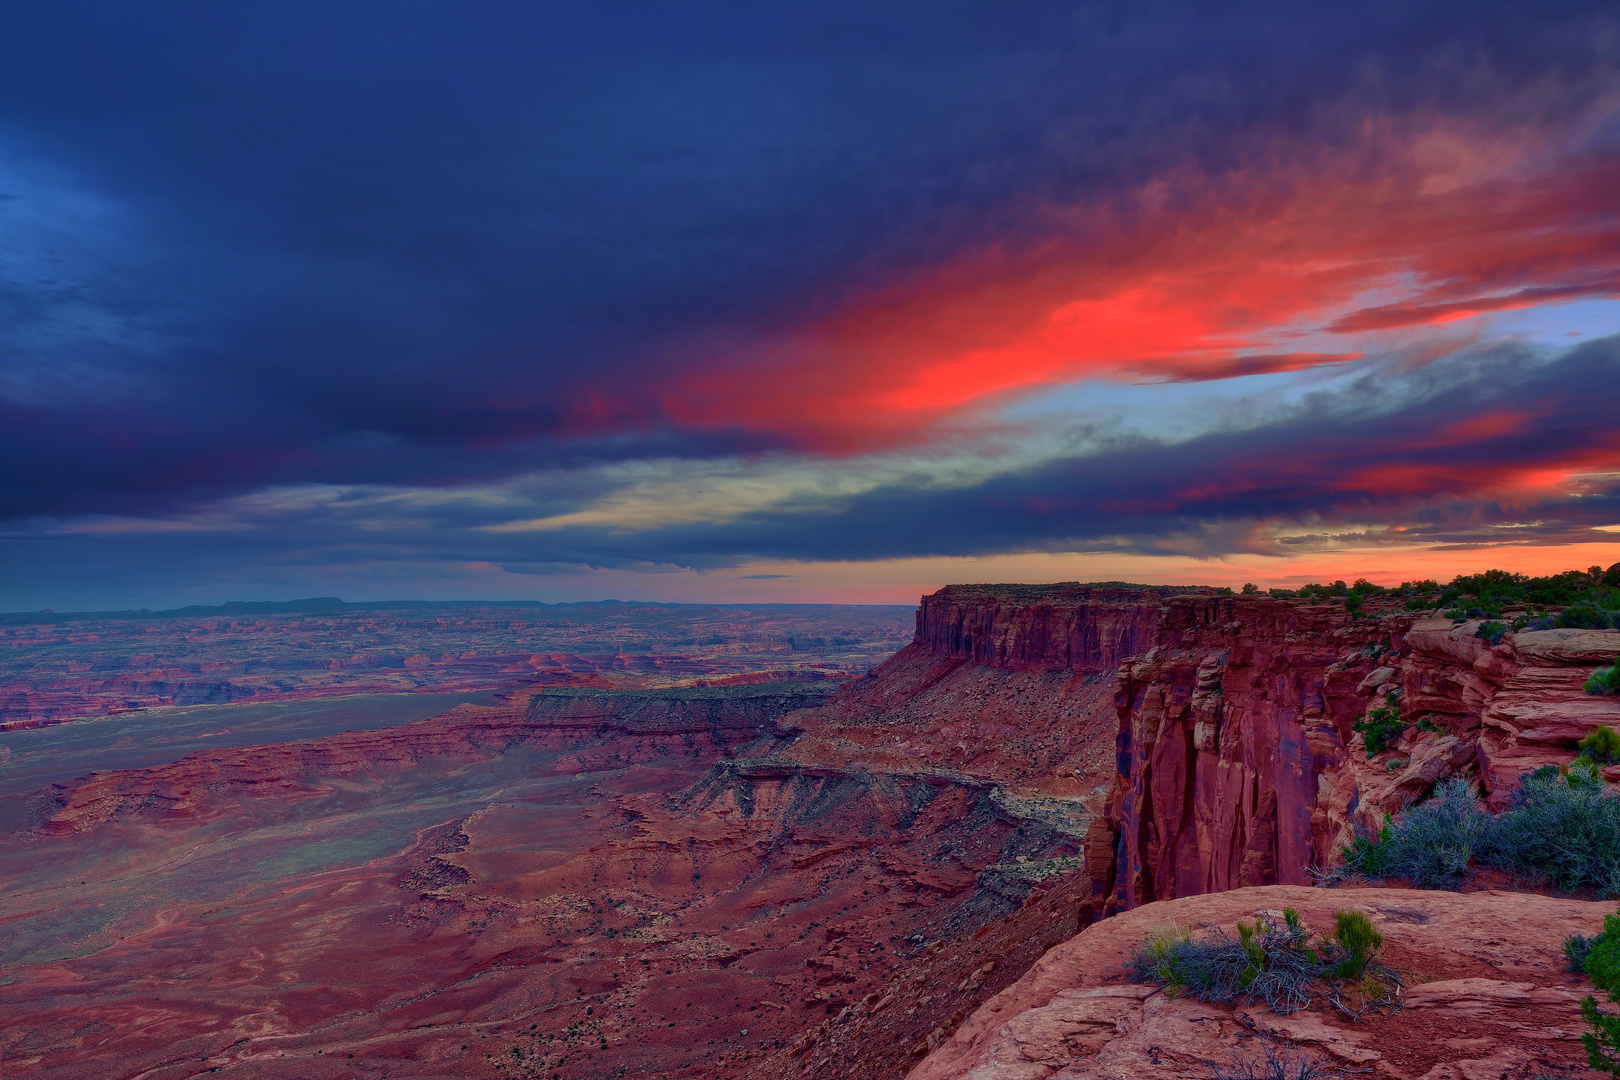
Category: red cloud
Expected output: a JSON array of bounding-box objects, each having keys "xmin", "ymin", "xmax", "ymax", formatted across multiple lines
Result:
[{"xmin": 592, "ymin": 122, "xmax": 1620, "ymax": 453}]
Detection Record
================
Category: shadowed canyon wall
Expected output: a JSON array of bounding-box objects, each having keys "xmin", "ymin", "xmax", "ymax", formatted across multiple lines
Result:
[
  {"xmin": 913, "ymin": 584, "xmax": 1217, "ymax": 672},
  {"xmin": 1081, "ymin": 597, "xmax": 1620, "ymax": 913}
]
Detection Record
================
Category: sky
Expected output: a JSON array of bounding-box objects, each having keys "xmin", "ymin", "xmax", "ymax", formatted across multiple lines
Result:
[{"xmin": 4, "ymin": 0, "xmax": 1620, "ymax": 610}]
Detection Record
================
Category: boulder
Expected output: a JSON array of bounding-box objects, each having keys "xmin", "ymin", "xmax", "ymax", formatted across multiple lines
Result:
[{"xmin": 909, "ymin": 886, "xmax": 1610, "ymax": 1080}]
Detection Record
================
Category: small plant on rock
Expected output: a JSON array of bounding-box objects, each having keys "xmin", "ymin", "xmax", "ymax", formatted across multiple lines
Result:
[
  {"xmin": 1582, "ymin": 726, "xmax": 1620, "ymax": 764},
  {"xmin": 1353, "ymin": 693, "xmax": 1405, "ymax": 757},
  {"xmin": 1331, "ymin": 910, "xmax": 1383, "ymax": 979},
  {"xmin": 1581, "ymin": 907, "xmax": 1620, "ymax": 1074},
  {"xmin": 1476, "ymin": 620, "xmax": 1510, "ymax": 646},
  {"xmin": 1208, "ymin": 1039, "xmax": 1341, "ymax": 1080},
  {"xmin": 1588, "ymin": 668, "xmax": 1620, "ymax": 697},
  {"xmin": 1129, "ymin": 907, "xmax": 1400, "ymax": 1019}
]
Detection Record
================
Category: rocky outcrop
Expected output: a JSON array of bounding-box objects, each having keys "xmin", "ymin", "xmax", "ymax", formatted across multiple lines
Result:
[
  {"xmin": 1088, "ymin": 599, "xmax": 1620, "ymax": 912},
  {"xmin": 31, "ymin": 682, "xmax": 833, "ymax": 837},
  {"xmin": 523, "ymin": 683, "xmax": 836, "ymax": 738},
  {"xmin": 914, "ymin": 584, "xmax": 1215, "ymax": 672},
  {"xmin": 909, "ymin": 885, "xmax": 1611, "ymax": 1080}
]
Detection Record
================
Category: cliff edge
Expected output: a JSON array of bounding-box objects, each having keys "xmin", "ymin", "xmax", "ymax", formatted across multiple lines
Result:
[{"xmin": 908, "ymin": 884, "xmax": 1610, "ymax": 1080}]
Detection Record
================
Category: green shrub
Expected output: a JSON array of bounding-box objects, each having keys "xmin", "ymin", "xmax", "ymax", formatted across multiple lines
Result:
[
  {"xmin": 1128, "ymin": 908, "xmax": 1397, "ymax": 1017},
  {"xmin": 1371, "ymin": 778, "xmax": 1493, "ymax": 887},
  {"xmin": 1445, "ymin": 608, "xmax": 1467, "ymax": 621},
  {"xmin": 1570, "ymin": 930, "xmax": 1605, "ymax": 972},
  {"xmin": 1353, "ymin": 695, "xmax": 1404, "ymax": 757},
  {"xmin": 1583, "ymin": 726, "xmax": 1620, "ymax": 763},
  {"xmin": 1561, "ymin": 605, "xmax": 1616, "ymax": 630},
  {"xmin": 1581, "ymin": 908, "xmax": 1620, "ymax": 1074},
  {"xmin": 1589, "ymin": 668, "xmax": 1620, "ymax": 697},
  {"xmin": 1477, "ymin": 621, "xmax": 1509, "ymax": 646},
  {"xmin": 1331, "ymin": 910, "xmax": 1383, "ymax": 980},
  {"xmin": 1493, "ymin": 768, "xmax": 1620, "ymax": 892},
  {"xmin": 1340, "ymin": 814, "xmax": 1394, "ymax": 877}
]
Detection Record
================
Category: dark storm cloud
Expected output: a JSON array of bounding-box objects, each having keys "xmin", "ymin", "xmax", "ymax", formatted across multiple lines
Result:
[
  {"xmin": 5, "ymin": 0, "xmax": 1619, "ymax": 523},
  {"xmin": 11, "ymin": 335, "xmax": 1618, "ymax": 605},
  {"xmin": 627, "ymin": 337, "xmax": 1620, "ymax": 564},
  {"xmin": 460, "ymin": 336, "xmax": 1620, "ymax": 567}
]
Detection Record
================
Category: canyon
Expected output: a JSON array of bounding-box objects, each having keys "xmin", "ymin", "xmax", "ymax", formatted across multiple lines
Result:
[
  {"xmin": 0, "ymin": 599, "xmax": 914, "ymax": 728},
  {"xmin": 2, "ymin": 583, "xmax": 1617, "ymax": 1079}
]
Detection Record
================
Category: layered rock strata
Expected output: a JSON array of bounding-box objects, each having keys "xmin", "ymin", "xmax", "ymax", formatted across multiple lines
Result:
[
  {"xmin": 914, "ymin": 584, "xmax": 1216, "ymax": 672},
  {"xmin": 1085, "ymin": 598, "xmax": 1620, "ymax": 911},
  {"xmin": 1, "ymin": 667, "xmax": 1106, "ymax": 1080},
  {"xmin": 909, "ymin": 885, "xmax": 1611, "ymax": 1080}
]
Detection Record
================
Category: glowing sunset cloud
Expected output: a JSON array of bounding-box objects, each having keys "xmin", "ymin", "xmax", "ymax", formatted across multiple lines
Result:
[{"xmin": 654, "ymin": 130, "xmax": 1620, "ymax": 450}]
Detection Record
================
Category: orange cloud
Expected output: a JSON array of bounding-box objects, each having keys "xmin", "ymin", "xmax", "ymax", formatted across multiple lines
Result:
[{"xmin": 640, "ymin": 122, "xmax": 1620, "ymax": 452}]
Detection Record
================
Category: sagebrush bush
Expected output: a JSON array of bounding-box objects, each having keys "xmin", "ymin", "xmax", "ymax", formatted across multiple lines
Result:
[
  {"xmin": 1561, "ymin": 605, "xmax": 1617, "ymax": 630},
  {"xmin": 1341, "ymin": 778, "xmax": 1493, "ymax": 887},
  {"xmin": 1493, "ymin": 769, "xmax": 1620, "ymax": 892},
  {"xmin": 1337, "ymin": 772, "xmax": 1620, "ymax": 893},
  {"xmin": 1129, "ymin": 908, "xmax": 1398, "ymax": 1017},
  {"xmin": 1583, "ymin": 726, "xmax": 1620, "ymax": 763},
  {"xmin": 1588, "ymin": 669, "xmax": 1620, "ymax": 697}
]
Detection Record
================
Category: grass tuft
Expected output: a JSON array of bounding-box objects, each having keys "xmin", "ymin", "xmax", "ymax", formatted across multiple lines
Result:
[{"xmin": 1129, "ymin": 909, "xmax": 1399, "ymax": 1018}]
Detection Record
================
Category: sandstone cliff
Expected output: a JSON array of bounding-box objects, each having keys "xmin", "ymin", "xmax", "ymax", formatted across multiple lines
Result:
[
  {"xmin": 914, "ymin": 583, "xmax": 1216, "ymax": 672},
  {"xmin": 1085, "ymin": 598, "xmax": 1620, "ymax": 911},
  {"xmin": 909, "ymin": 885, "xmax": 1611, "ymax": 1080}
]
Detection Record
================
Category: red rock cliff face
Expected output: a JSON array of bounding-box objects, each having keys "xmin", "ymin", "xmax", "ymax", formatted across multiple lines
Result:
[
  {"xmin": 1093, "ymin": 596, "xmax": 1390, "ymax": 910},
  {"xmin": 914, "ymin": 584, "xmax": 1217, "ymax": 672},
  {"xmin": 1085, "ymin": 599, "xmax": 1620, "ymax": 913}
]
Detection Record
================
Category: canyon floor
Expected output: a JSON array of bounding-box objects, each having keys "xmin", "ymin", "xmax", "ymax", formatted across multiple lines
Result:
[
  {"xmin": 0, "ymin": 599, "xmax": 913, "ymax": 727},
  {"xmin": 0, "ymin": 643, "xmax": 1121, "ymax": 1080},
  {"xmin": 4, "ymin": 584, "xmax": 1617, "ymax": 1080}
]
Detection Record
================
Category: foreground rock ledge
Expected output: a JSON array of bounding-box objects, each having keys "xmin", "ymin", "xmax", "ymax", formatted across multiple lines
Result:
[{"xmin": 907, "ymin": 885, "xmax": 1611, "ymax": 1080}]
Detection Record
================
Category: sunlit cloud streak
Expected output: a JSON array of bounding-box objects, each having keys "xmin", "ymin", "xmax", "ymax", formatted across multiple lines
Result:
[{"xmin": 652, "ymin": 141, "xmax": 1620, "ymax": 449}]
